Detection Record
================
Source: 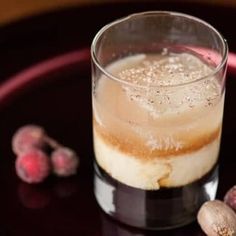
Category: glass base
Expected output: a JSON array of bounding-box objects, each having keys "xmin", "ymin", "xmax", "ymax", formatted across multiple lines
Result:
[{"xmin": 94, "ymin": 162, "xmax": 218, "ymax": 230}]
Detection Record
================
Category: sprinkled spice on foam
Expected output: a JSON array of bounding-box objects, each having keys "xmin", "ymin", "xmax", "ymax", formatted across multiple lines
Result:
[
  {"xmin": 117, "ymin": 52, "xmax": 221, "ymax": 118},
  {"xmin": 118, "ymin": 53, "xmax": 213, "ymax": 86}
]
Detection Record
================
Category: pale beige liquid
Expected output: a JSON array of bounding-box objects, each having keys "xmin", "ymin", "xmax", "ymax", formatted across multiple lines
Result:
[{"xmin": 93, "ymin": 52, "xmax": 224, "ymax": 190}]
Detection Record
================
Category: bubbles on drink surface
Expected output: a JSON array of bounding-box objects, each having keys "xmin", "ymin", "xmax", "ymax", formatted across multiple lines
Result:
[
  {"xmin": 118, "ymin": 50, "xmax": 213, "ymax": 86},
  {"xmin": 113, "ymin": 50, "xmax": 221, "ymax": 118}
]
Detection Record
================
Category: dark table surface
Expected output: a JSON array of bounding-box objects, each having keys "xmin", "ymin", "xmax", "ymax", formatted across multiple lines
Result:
[{"xmin": 0, "ymin": 2, "xmax": 236, "ymax": 235}]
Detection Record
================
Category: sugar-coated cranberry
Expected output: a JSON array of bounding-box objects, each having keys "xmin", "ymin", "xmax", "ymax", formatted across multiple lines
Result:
[
  {"xmin": 224, "ymin": 185, "xmax": 236, "ymax": 212},
  {"xmin": 16, "ymin": 149, "xmax": 50, "ymax": 184},
  {"xmin": 12, "ymin": 125, "xmax": 46, "ymax": 155},
  {"xmin": 51, "ymin": 147, "xmax": 79, "ymax": 177}
]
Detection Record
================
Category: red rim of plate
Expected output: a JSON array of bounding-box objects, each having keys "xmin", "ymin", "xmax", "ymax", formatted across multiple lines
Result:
[
  {"xmin": 0, "ymin": 48, "xmax": 236, "ymax": 105},
  {"xmin": 0, "ymin": 48, "xmax": 90, "ymax": 105}
]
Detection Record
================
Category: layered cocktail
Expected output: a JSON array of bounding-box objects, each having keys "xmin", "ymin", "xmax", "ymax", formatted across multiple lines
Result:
[{"xmin": 91, "ymin": 12, "xmax": 228, "ymax": 229}]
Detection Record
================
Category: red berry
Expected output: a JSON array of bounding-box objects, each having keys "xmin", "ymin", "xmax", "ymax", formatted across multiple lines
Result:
[
  {"xmin": 224, "ymin": 185, "xmax": 236, "ymax": 212},
  {"xmin": 16, "ymin": 149, "xmax": 50, "ymax": 184},
  {"xmin": 12, "ymin": 125, "xmax": 46, "ymax": 155},
  {"xmin": 51, "ymin": 147, "xmax": 79, "ymax": 177}
]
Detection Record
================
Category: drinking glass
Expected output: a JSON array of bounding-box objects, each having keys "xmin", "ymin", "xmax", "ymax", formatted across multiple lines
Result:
[{"xmin": 91, "ymin": 11, "xmax": 228, "ymax": 229}]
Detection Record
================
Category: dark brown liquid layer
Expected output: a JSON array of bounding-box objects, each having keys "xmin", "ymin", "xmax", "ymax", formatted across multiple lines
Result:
[{"xmin": 94, "ymin": 162, "xmax": 218, "ymax": 229}]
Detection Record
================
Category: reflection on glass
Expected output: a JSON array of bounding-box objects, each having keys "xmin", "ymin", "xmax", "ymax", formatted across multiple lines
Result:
[{"xmin": 99, "ymin": 209, "xmax": 205, "ymax": 236}]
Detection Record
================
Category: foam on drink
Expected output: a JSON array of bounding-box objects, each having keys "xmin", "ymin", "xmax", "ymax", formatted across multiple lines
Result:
[{"xmin": 93, "ymin": 51, "xmax": 224, "ymax": 190}]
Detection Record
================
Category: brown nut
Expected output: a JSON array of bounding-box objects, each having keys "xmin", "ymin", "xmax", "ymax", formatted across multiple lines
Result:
[{"xmin": 197, "ymin": 200, "xmax": 236, "ymax": 236}]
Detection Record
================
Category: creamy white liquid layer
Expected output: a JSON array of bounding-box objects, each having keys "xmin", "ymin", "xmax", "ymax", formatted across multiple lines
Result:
[
  {"xmin": 93, "ymin": 52, "xmax": 224, "ymax": 190},
  {"xmin": 94, "ymin": 129, "xmax": 220, "ymax": 189}
]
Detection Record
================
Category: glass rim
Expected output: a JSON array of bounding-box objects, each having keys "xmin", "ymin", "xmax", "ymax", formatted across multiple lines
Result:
[{"xmin": 91, "ymin": 11, "xmax": 228, "ymax": 88}]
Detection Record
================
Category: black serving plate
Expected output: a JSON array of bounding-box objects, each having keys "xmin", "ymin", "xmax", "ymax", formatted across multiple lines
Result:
[{"xmin": 0, "ymin": 2, "xmax": 236, "ymax": 235}]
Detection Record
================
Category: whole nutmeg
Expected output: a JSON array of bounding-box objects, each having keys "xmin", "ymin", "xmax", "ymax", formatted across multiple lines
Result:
[
  {"xmin": 224, "ymin": 186, "xmax": 236, "ymax": 212},
  {"xmin": 197, "ymin": 200, "xmax": 236, "ymax": 236}
]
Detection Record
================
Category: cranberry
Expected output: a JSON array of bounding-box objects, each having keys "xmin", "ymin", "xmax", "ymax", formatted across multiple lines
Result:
[
  {"xmin": 224, "ymin": 186, "xmax": 236, "ymax": 212},
  {"xmin": 12, "ymin": 124, "xmax": 80, "ymax": 183},
  {"xmin": 16, "ymin": 149, "xmax": 50, "ymax": 183},
  {"xmin": 51, "ymin": 147, "xmax": 79, "ymax": 177},
  {"xmin": 12, "ymin": 125, "xmax": 46, "ymax": 155}
]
